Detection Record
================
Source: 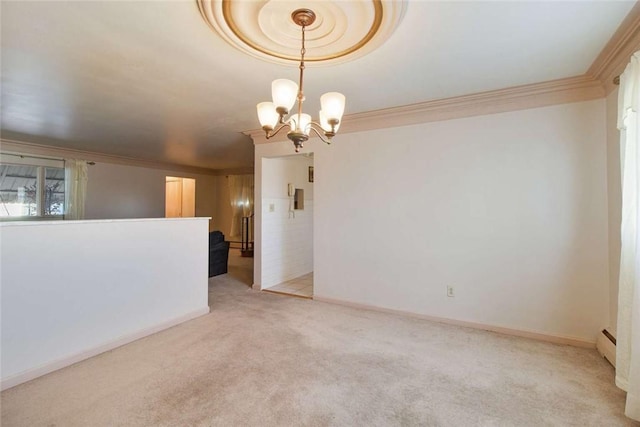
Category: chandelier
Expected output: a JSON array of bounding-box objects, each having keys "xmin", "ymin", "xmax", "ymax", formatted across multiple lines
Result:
[{"xmin": 256, "ymin": 9, "xmax": 346, "ymax": 152}]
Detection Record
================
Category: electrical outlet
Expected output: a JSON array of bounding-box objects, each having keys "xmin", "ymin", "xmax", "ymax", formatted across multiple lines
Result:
[
  {"xmin": 447, "ymin": 286, "xmax": 455, "ymax": 297},
  {"xmin": 269, "ymin": 203, "xmax": 275, "ymax": 212}
]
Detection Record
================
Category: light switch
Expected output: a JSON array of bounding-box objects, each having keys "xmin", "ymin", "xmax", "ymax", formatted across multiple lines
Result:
[{"xmin": 269, "ymin": 203, "xmax": 275, "ymax": 212}]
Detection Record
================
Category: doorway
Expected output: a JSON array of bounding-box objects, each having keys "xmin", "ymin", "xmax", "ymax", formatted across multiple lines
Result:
[
  {"xmin": 260, "ymin": 154, "xmax": 314, "ymax": 298},
  {"xmin": 165, "ymin": 176, "xmax": 195, "ymax": 218}
]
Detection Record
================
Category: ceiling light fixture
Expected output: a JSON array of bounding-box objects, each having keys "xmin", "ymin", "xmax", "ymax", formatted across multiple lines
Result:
[{"xmin": 256, "ymin": 9, "xmax": 346, "ymax": 152}]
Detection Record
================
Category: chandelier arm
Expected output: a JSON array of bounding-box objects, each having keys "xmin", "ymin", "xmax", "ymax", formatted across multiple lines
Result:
[
  {"xmin": 308, "ymin": 123, "xmax": 333, "ymax": 145},
  {"xmin": 265, "ymin": 122, "xmax": 291, "ymax": 140}
]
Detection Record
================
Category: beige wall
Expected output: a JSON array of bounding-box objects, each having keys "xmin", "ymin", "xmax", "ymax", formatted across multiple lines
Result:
[
  {"xmin": 213, "ymin": 176, "xmax": 233, "ymax": 237},
  {"xmin": 85, "ymin": 162, "xmax": 218, "ymax": 230},
  {"xmin": 256, "ymin": 99, "xmax": 609, "ymax": 342},
  {"xmin": 85, "ymin": 162, "xmax": 165, "ymax": 219}
]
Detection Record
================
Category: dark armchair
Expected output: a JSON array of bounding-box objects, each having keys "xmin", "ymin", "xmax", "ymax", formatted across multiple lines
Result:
[{"xmin": 209, "ymin": 231, "xmax": 230, "ymax": 277}]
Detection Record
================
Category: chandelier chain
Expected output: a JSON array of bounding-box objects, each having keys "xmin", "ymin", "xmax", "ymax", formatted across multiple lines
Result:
[{"xmin": 297, "ymin": 24, "xmax": 307, "ymax": 119}]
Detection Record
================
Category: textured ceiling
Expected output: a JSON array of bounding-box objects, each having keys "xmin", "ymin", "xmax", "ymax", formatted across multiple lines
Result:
[{"xmin": 0, "ymin": 1, "xmax": 635, "ymax": 170}]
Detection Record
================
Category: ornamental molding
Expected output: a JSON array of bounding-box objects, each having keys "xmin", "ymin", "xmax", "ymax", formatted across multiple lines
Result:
[
  {"xmin": 588, "ymin": 1, "xmax": 640, "ymax": 94},
  {"xmin": 197, "ymin": 0, "xmax": 406, "ymax": 65}
]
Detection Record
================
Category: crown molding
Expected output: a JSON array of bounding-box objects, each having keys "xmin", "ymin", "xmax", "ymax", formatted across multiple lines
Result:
[
  {"xmin": 340, "ymin": 75, "xmax": 604, "ymax": 135},
  {"xmin": 246, "ymin": 74, "xmax": 604, "ymax": 144},
  {"xmin": 243, "ymin": 129, "xmax": 271, "ymax": 145},
  {"xmin": 0, "ymin": 139, "xmax": 221, "ymax": 176},
  {"xmin": 588, "ymin": 1, "xmax": 640, "ymax": 94}
]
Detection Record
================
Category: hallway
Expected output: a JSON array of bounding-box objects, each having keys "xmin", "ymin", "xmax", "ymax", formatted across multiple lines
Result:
[{"xmin": 221, "ymin": 249, "xmax": 313, "ymax": 299}]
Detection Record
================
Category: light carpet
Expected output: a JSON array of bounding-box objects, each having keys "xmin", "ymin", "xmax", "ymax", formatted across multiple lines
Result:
[{"xmin": 1, "ymin": 256, "xmax": 636, "ymax": 426}]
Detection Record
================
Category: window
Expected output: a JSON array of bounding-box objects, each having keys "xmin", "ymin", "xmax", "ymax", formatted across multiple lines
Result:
[{"xmin": 0, "ymin": 154, "xmax": 65, "ymax": 219}]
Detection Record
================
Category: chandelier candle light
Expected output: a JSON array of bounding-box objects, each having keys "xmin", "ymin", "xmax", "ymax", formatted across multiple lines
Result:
[{"xmin": 256, "ymin": 9, "xmax": 346, "ymax": 152}]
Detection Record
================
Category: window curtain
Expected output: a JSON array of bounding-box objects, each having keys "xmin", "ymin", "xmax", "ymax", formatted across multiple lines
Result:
[
  {"xmin": 64, "ymin": 159, "xmax": 88, "ymax": 220},
  {"xmin": 617, "ymin": 50, "xmax": 640, "ymax": 422},
  {"xmin": 228, "ymin": 174, "xmax": 254, "ymax": 238}
]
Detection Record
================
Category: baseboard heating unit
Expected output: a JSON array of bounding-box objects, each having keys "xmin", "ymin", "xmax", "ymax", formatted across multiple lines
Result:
[{"xmin": 596, "ymin": 328, "xmax": 616, "ymax": 367}]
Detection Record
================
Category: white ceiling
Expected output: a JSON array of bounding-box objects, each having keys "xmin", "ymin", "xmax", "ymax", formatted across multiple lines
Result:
[{"xmin": 0, "ymin": 1, "xmax": 635, "ymax": 170}]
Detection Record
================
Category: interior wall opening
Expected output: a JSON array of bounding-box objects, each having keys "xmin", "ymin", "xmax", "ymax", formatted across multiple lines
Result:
[{"xmin": 261, "ymin": 153, "xmax": 314, "ymax": 298}]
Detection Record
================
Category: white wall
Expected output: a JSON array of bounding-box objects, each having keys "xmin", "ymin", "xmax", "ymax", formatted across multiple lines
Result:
[
  {"xmin": 84, "ymin": 162, "xmax": 221, "ymax": 230},
  {"xmin": 0, "ymin": 218, "xmax": 210, "ymax": 389},
  {"xmin": 256, "ymin": 99, "xmax": 609, "ymax": 342},
  {"xmin": 606, "ymin": 88, "xmax": 622, "ymax": 334},
  {"xmin": 259, "ymin": 155, "xmax": 314, "ymax": 288}
]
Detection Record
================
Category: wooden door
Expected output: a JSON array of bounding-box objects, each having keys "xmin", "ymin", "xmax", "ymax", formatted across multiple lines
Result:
[
  {"xmin": 181, "ymin": 178, "xmax": 196, "ymax": 217},
  {"xmin": 165, "ymin": 178, "xmax": 183, "ymax": 217}
]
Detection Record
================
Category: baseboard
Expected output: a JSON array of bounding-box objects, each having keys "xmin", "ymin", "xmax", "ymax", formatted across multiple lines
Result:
[
  {"xmin": 1, "ymin": 306, "xmax": 210, "ymax": 391},
  {"xmin": 596, "ymin": 328, "xmax": 617, "ymax": 367},
  {"xmin": 313, "ymin": 296, "xmax": 595, "ymax": 349}
]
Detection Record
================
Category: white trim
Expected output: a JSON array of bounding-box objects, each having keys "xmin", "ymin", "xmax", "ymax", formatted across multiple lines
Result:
[
  {"xmin": 0, "ymin": 307, "xmax": 210, "ymax": 391},
  {"xmin": 313, "ymin": 295, "xmax": 595, "ymax": 349}
]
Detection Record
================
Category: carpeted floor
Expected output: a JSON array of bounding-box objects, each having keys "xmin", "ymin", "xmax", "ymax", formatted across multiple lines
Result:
[{"xmin": 1, "ymin": 253, "xmax": 636, "ymax": 426}]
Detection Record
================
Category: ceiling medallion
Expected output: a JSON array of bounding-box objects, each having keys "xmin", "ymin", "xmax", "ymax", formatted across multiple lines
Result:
[{"xmin": 197, "ymin": 0, "xmax": 407, "ymax": 65}]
